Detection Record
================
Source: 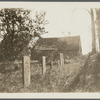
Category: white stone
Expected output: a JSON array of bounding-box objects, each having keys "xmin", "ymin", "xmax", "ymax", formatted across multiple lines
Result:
[
  {"xmin": 59, "ymin": 53, "xmax": 64, "ymax": 67},
  {"xmin": 22, "ymin": 56, "xmax": 30, "ymax": 87},
  {"xmin": 42, "ymin": 56, "xmax": 46, "ymax": 75}
]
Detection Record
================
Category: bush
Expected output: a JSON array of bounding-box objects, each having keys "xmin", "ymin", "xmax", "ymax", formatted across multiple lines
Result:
[{"xmin": 96, "ymin": 53, "xmax": 100, "ymax": 61}]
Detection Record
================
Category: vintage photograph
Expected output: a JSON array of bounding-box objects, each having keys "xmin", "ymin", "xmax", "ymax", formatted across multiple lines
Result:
[{"xmin": 0, "ymin": 2, "xmax": 100, "ymax": 94}]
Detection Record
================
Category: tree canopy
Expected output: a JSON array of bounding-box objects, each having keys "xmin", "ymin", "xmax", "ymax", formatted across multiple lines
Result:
[{"xmin": 0, "ymin": 8, "xmax": 48, "ymax": 61}]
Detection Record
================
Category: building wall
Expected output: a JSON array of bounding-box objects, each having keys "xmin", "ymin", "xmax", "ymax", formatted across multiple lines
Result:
[
  {"xmin": 31, "ymin": 49, "xmax": 58, "ymax": 63},
  {"xmin": 31, "ymin": 49, "xmax": 80, "ymax": 62},
  {"xmin": 58, "ymin": 50, "xmax": 80, "ymax": 58}
]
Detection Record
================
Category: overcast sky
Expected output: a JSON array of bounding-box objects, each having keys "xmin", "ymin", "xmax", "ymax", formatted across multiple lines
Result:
[{"xmin": 0, "ymin": 2, "xmax": 100, "ymax": 54}]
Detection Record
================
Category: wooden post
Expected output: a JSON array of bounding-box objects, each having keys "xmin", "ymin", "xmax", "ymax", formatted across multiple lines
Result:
[
  {"xmin": 59, "ymin": 53, "xmax": 64, "ymax": 67},
  {"xmin": 62, "ymin": 53, "xmax": 64, "ymax": 66},
  {"xmin": 22, "ymin": 56, "xmax": 30, "ymax": 87},
  {"xmin": 42, "ymin": 56, "xmax": 46, "ymax": 75}
]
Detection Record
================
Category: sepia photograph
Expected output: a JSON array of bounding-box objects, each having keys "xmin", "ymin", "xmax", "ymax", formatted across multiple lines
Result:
[{"xmin": 0, "ymin": 1, "xmax": 100, "ymax": 98}]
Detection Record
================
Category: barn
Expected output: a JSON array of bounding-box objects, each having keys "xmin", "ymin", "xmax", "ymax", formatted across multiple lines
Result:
[{"xmin": 31, "ymin": 36, "xmax": 82, "ymax": 60}]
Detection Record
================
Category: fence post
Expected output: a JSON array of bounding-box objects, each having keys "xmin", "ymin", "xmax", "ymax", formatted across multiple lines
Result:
[
  {"xmin": 22, "ymin": 56, "xmax": 30, "ymax": 87},
  {"xmin": 42, "ymin": 56, "xmax": 46, "ymax": 75},
  {"xmin": 59, "ymin": 53, "xmax": 64, "ymax": 67}
]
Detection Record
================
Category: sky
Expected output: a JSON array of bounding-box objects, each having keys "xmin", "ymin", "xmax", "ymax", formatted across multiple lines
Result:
[{"xmin": 0, "ymin": 2, "xmax": 100, "ymax": 54}]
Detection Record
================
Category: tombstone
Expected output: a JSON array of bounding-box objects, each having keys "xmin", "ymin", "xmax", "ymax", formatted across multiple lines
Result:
[
  {"xmin": 59, "ymin": 53, "xmax": 64, "ymax": 67},
  {"xmin": 22, "ymin": 56, "xmax": 30, "ymax": 87},
  {"xmin": 42, "ymin": 56, "xmax": 46, "ymax": 75}
]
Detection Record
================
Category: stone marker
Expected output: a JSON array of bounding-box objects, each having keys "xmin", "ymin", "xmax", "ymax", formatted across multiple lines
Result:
[
  {"xmin": 59, "ymin": 53, "xmax": 64, "ymax": 67},
  {"xmin": 42, "ymin": 56, "xmax": 46, "ymax": 75},
  {"xmin": 22, "ymin": 56, "xmax": 30, "ymax": 87}
]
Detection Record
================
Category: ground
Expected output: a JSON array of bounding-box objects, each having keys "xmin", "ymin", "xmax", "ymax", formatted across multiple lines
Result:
[
  {"xmin": 0, "ymin": 53, "xmax": 100, "ymax": 92},
  {"xmin": 69, "ymin": 53, "xmax": 100, "ymax": 92}
]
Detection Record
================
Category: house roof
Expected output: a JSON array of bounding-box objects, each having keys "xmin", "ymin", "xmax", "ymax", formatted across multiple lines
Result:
[{"xmin": 35, "ymin": 36, "xmax": 81, "ymax": 51}]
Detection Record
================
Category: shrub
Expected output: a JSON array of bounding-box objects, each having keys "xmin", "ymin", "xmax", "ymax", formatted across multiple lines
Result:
[{"xmin": 96, "ymin": 53, "xmax": 100, "ymax": 61}]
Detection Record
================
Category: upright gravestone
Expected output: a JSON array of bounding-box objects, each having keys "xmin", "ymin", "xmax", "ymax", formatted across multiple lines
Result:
[
  {"xmin": 59, "ymin": 53, "xmax": 64, "ymax": 67},
  {"xmin": 42, "ymin": 56, "xmax": 46, "ymax": 75},
  {"xmin": 22, "ymin": 56, "xmax": 30, "ymax": 87}
]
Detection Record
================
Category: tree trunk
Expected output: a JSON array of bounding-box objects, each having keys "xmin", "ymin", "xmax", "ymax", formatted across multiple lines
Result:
[
  {"xmin": 95, "ymin": 8, "xmax": 100, "ymax": 52},
  {"xmin": 97, "ymin": 25, "xmax": 100, "ymax": 52},
  {"xmin": 90, "ymin": 8, "xmax": 96, "ymax": 53}
]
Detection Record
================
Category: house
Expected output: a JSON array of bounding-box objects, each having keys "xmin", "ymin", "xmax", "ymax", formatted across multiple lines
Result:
[{"xmin": 31, "ymin": 36, "xmax": 82, "ymax": 60}]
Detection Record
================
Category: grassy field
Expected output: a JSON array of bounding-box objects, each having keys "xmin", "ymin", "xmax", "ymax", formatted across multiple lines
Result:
[{"xmin": 0, "ymin": 56, "xmax": 85, "ymax": 93}]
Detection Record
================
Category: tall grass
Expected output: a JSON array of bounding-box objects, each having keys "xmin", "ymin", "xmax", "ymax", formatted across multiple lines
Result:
[{"xmin": 0, "ymin": 59, "xmax": 84, "ymax": 92}]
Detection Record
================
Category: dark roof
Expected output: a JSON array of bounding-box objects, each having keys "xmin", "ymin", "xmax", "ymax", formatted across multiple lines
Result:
[{"xmin": 35, "ymin": 36, "xmax": 81, "ymax": 51}]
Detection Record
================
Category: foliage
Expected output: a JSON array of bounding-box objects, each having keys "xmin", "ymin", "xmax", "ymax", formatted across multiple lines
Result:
[
  {"xmin": 96, "ymin": 52, "xmax": 100, "ymax": 61},
  {"xmin": 0, "ymin": 8, "xmax": 48, "ymax": 61}
]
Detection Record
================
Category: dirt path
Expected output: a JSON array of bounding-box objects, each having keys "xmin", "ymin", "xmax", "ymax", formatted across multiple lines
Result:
[
  {"xmin": 62, "ymin": 58, "xmax": 85, "ymax": 92},
  {"xmin": 49, "ymin": 56, "xmax": 86, "ymax": 92}
]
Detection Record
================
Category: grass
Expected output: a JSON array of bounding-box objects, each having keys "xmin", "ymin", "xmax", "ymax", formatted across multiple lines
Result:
[
  {"xmin": 68, "ymin": 53, "xmax": 100, "ymax": 92},
  {"xmin": 1, "ymin": 54, "xmax": 100, "ymax": 92},
  {"xmin": 0, "ymin": 57, "xmax": 85, "ymax": 93}
]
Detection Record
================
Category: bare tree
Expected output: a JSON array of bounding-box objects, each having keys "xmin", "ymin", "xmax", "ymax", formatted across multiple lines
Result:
[
  {"xmin": 90, "ymin": 8, "xmax": 96, "ymax": 53},
  {"xmin": 95, "ymin": 8, "xmax": 100, "ymax": 52},
  {"xmin": 71, "ymin": 8, "xmax": 96, "ymax": 53}
]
